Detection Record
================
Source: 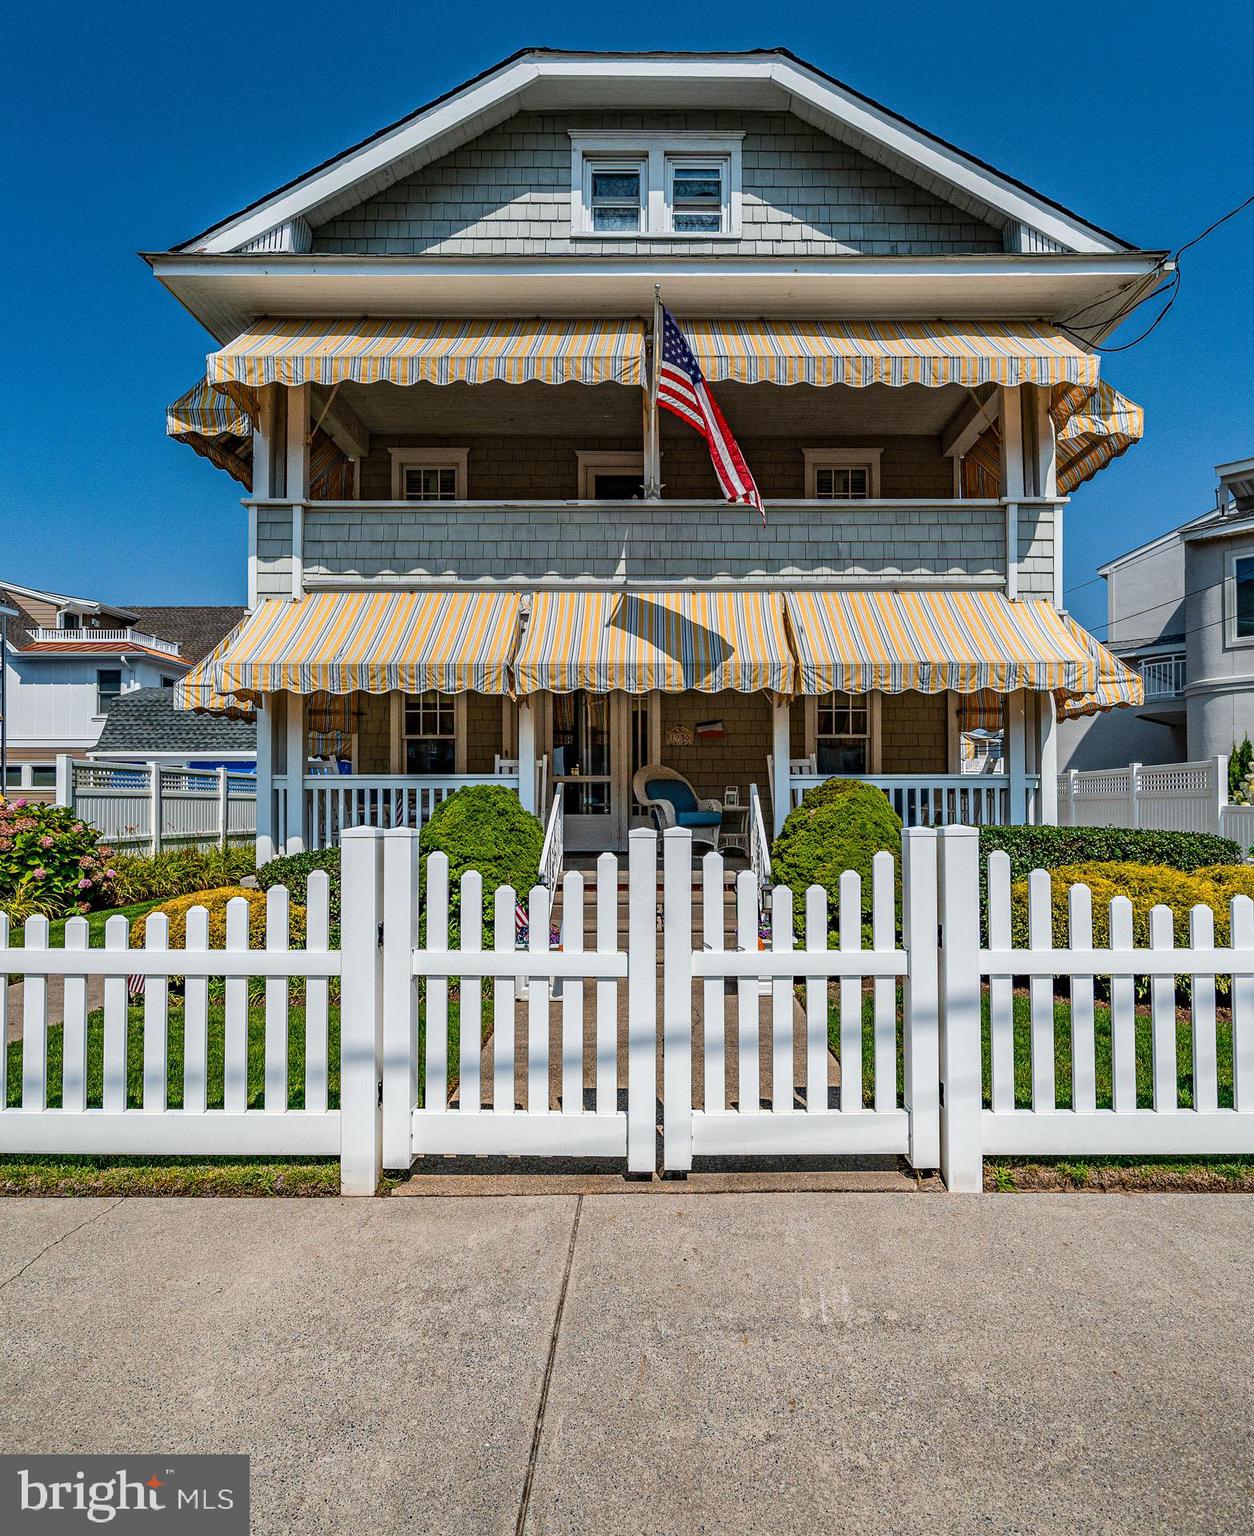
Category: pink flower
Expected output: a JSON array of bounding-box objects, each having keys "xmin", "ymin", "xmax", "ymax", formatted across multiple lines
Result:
[
  {"xmin": 13, "ymin": 798, "xmax": 28, "ymax": 808},
  {"xmin": 39, "ymin": 835, "xmax": 54, "ymax": 849},
  {"xmin": 32, "ymin": 867, "xmax": 47, "ymax": 880},
  {"xmin": 105, "ymin": 869, "xmax": 117, "ymax": 880},
  {"xmin": 78, "ymin": 877, "xmax": 93, "ymax": 890}
]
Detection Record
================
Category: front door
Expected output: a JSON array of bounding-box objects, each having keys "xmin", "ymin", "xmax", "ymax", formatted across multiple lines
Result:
[{"xmin": 551, "ymin": 691, "xmax": 621, "ymax": 850}]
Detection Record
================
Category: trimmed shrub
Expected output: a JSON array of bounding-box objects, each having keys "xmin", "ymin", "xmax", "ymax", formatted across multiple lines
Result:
[
  {"xmin": 980, "ymin": 825, "xmax": 1241, "ymax": 881},
  {"xmin": 133, "ymin": 887, "xmax": 307, "ymax": 950},
  {"xmin": 770, "ymin": 778, "xmax": 902, "ymax": 937},
  {"xmin": 256, "ymin": 848, "xmax": 341, "ymax": 935},
  {"xmin": 1008, "ymin": 860, "xmax": 1254, "ymax": 951},
  {"xmin": 419, "ymin": 785, "xmax": 544, "ymax": 944},
  {"xmin": 110, "ymin": 846, "xmax": 254, "ymax": 906},
  {"xmin": 0, "ymin": 798, "xmax": 116, "ymax": 918}
]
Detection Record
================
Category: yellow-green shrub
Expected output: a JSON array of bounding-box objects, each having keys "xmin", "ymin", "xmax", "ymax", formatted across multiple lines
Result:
[
  {"xmin": 1008, "ymin": 861, "xmax": 1254, "ymax": 950},
  {"xmin": 132, "ymin": 887, "xmax": 307, "ymax": 949}
]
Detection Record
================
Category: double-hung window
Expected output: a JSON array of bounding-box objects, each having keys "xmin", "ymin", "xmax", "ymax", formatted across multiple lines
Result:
[
  {"xmin": 815, "ymin": 692, "xmax": 871, "ymax": 775},
  {"xmin": 401, "ymin": 691, "xmax": 456, "ymax": 775},
  {"xmin": 571, "ymin": 134, "xmax": 741, "ymax": 237},
  {"xmin": 804, "ymin": 449, "xmax": 882, "ymax": 500},
  {"xmin": 96, "ymin": 668, "xmax": 122, "ymax": 715}
]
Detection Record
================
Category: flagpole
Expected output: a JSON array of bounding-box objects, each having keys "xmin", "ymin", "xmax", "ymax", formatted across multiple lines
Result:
[{"xmin": 646, "ymin": 283, "xmax": 663, "ymax": 499}]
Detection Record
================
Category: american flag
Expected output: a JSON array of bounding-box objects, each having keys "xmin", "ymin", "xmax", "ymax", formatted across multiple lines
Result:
[{"xmin": 655, "ymin": 307, "xmax": 764, "ymax": 522}]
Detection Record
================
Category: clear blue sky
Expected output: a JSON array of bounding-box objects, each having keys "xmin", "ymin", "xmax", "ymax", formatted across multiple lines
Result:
[{"xmin": 3, "ymin": 0, "xmax": 1250, "ymax": 635}]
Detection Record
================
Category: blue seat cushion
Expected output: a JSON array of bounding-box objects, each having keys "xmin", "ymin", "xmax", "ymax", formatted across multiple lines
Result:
[
  {"xmin": 676, "ymin": 810, "xmax": 722, "ymax": 829},
  {"xmin": 647, "ymin": 779, "xmax": 698, "ymax": 815}
]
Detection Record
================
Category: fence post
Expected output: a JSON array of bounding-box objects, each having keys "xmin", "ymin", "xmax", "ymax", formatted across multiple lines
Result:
[
  {"xmin": 1213, "ymin": 754, "xmax": 1229, "ymax": 836},
  {"xmin": 901, "ymin": 827, "xmax": 939, "ymax": 1171},
  {"xmin": 627, "ymin": 826, "xmax": 657, "ymax": 1174},
  {"xmin": 662, "ymin": 827, "xmax": 694, "ymax": 1172},
  {"xmin": 340, "ymin": 826, "xmax": 386, "ymax": 1195},
  {"xmin": 1127, "ymin": 763, "xmax": 1141, "ymax": 829},
  {"xmin": 148, "ymin": 761, "xmax": 162, "ymax": 855},
  {"xmin": 55, "ymin": 754, "xmax": 74, "ymax": 809},
  {"xmin": 381, "ymin": 827, "xmax": 419, "ymax": 1171},
  {"xmin": 217, "ymin": 765, "xmax": 229, "ymax": 850},
  {"xmin": 936, "ymin": 825, "xmax": 984, "ymax": 1192}
]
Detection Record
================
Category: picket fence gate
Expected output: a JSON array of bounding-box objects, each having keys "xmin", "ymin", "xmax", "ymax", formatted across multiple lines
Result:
[{"xmin": 4, "ymin": 824, "xmax": 1254, "ymax": 1192}]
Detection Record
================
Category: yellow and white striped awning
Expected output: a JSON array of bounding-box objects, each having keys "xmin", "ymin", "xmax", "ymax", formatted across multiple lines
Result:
[
  {"xmin": 514, "ymin": 590, "xmax": 794, "ymax": 695},
  {"xmin": 176, "ymin": 592, "xmax": 521, "ymax": 705},
  {"xmin": 673, "ymin": 318, "xmax": 1100, "ymax": 390},
  {"xmin": 174, "ymin": 617, "xmax": 256, "ymax": 716},
  {"xmin": 166, "ymin": 379, "xmax": 256, "ymax": 489},
  {"xmin": 1056, "ymin": 382, "xmax": 1145, "ymax": 494},
  {"xmin": 1055, "ymin": 616, "xmax": 1144, "ymax": 717},
  {"xmin": 209, "ymin": 317, "xmax": 647, "ymax": 390},
  {"xmin": 783, "ymin": 589, "xmax": 1138, "ymax": 705}
]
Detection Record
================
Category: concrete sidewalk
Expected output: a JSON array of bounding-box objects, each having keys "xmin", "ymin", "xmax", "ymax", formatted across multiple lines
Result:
[{"xmin": 0, "ymin": 1193, "xmax": 1250, "ymax": 1535}]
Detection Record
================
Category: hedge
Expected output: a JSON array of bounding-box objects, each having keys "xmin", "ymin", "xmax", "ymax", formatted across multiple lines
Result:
[
  {"xmin": 770, "ymin": 778, "xmax": 902, "ymax": 937},
  {"xmin": 980, "ymin": 825, "xmax": 1241, "ymax": 881},
  {"xmin": 256, "ymin": 848, "xmax": 341, "ymax": 937},
  {"xmin": 133, "ymin": 887, "xmax": 308, "ymax": 949}
]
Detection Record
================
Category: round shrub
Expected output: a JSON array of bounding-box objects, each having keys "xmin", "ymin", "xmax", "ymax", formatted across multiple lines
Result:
[
  {"xmin": 0, "ymin": 798, "xmax": 116, "ymax": 918},
  {"xmin": 1008, "ymin": 861, "xmax": 1254, "ymax": 950},
  {"xmin": 256, "ymin": 847, "xmax": 341, "ymax": 934},
  {"xmin": 770, "ymin": 778, "xmax": 902, "ymax": 936},
  {"xmin": 419, "ymin": 785, "xmax": 544, "ymax": 944},
  {"xmin": 133, "ymin": 887, "xmax": 307, "ymax": 949}
]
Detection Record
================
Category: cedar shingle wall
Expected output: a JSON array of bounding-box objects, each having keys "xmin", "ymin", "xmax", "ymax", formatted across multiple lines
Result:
[{"xmin": 313, "ymin": 110, "xmax": 1003, "ymax": 257}]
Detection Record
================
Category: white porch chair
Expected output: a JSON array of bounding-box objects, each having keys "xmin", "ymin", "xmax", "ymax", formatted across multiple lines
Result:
[{"xmin": 632, "ymin": 765, "xmax": 723, "ymax": 851}]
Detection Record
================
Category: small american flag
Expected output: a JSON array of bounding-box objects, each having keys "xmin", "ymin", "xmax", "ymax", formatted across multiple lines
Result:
[{"xmin": 656, "ymin": 306, "xmax": 764, "ymax": 522}]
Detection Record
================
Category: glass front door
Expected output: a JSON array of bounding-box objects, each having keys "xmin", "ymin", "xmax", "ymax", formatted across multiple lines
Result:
[{"xmin": 551, "ymin": 691, "xmax": 615, "ymax": 849}]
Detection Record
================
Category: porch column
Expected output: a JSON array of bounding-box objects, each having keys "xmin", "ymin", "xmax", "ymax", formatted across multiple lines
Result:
[
  {"xmin": 999, "ymin": 386, "xmax": 1025, "ymax": 601},
  {"xmin": 517, "ymin": 697, "xmax": 537, "ymax": 814},
  {"xmin": 255, "ymin": 698, "xmax": 276, "ymax": 868},
  {"xmin": 285, "ymin": 692, "xmax": 307, "ymax": 854},
  {"xmin": 1035, "ymin": 693, "xmax": 1058, "ymax": 825},
  {"xmin": 284, "ymin": 384, "xmax": 311, "ymax": 599},
  {"xmin": 771, "ymin": 696, "xmax": 791, "ymax": 835},
  {"xmin": 1005, "ymin": 689, "xmax": 1028, "ymax": 824}
]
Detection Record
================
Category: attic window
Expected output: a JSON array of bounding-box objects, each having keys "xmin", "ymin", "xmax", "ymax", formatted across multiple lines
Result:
[{"xmin": 570, "ymin": 133, "xmax": 742, "ymax": 238}]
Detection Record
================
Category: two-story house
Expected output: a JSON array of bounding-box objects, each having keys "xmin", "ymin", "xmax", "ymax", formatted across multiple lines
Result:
[
  {"xmin": 156, "ymin": 48, "xmax": 1152, "ymax": 863},
  {"xmin": 1061, "ymin": 456, "xmax": 1254, "ymax": 771},
  {"xmin": 0, "ymin": 582, "xmax": 247, "ymax": 798}
]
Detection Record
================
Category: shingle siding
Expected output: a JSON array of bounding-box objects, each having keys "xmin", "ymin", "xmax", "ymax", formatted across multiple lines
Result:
[
  {"xmin": 312, "ymin": 110, "xmax": 1004, "ymax": 257},
  {"xmin": 880, "ymin": 692, "xmax": 948, "ymax": 772}
]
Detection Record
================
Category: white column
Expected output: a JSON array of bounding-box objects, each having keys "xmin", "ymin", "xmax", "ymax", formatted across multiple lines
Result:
[
  {"xmin": 255, "ymin": 698, "xmax": 275, "ymax": 868},
  {"xmin": 148, "ymin": 761, "xmax": 162, "ymax": 855},
  {"xmin": 285, "ymin": 693, "xmax": 306, "ymax": 854},
  {"xmin": 517, "ymin": 696, "xmax": 537, "ymax": 814},
  {"xmin": 54, "ymin": 753, "xmax": 74, "ymax": 809},
  {"xmin": 1006, "ymin": 689, "xmax": 1028, "ymax": 824},
  {"xmin": 1000, "ymin": 385, "xmax": 1025, "ymax": 600},
  {"xmin": 254, "ymin": 384, "xmax": 277, "ymax": 501},
  {"xmin": 1036, "ymin": 694, "xmax": 1058, "ymax": 826},
  {"xmin": 285, "ymin": 384, "xmax": 310, "ymax": 599},
  {"xmin": 771, "ymin": 696, "xmax": 791, "ymax": 835}
]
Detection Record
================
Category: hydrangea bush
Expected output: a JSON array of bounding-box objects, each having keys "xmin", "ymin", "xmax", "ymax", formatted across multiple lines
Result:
[{"xmin": 0, "ymin": 798, "xmax": 117, "ymax": 918}]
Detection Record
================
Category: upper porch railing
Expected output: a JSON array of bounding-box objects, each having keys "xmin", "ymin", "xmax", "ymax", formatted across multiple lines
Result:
[
  {"xmin": 27, "ymin": 626, "xmax": 181, "ymax": 656},
  {"xmin": 788, "ymin": 772, "xmax": 1041, "ymax": 827}
]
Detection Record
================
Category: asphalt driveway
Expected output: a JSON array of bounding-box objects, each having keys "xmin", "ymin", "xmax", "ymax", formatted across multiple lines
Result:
[{"xmin": 0, "ymin": 1192, "xmax": 1250, "ymax": 1535}]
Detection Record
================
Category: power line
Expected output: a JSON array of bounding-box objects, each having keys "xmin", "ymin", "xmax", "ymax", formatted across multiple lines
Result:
[{"xmin": 1062, "ymin": 501, "xmax": 1229, "ymax": 601}]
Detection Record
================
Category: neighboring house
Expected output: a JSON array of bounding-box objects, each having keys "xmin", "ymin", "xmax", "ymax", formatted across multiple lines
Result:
[
  {"xmin": 1060, "ymin": 457, "xmax": 1254, "ymax": 771},
  {"xmin": 153, "ymin": 47, "xmax": 1158, "ymax": 861},
  {"xmin": 91, "ymin": 687, "xmax": 256, "ymax": 768},
  {"xmin": 0, "ymin": 582, "xmax": 246, "ymax": 797}
]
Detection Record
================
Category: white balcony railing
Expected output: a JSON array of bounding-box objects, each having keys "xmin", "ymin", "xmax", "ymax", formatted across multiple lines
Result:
[
  {"xmin": 297, "ymin": 773, "xmax": 521, "ymax": 851},
  {"xmin": 27, "ymin": 626, "xmax": 181, "ymax": 656},
  {"xmin": 1139, "ymin": 654, "xmax": 1186, "ymax": 701},
  {"xmin": 789, "ymin": 772, "xmax": 1041, "ymax": 827}
]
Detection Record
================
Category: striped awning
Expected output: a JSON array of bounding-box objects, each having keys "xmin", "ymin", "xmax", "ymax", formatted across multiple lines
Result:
[
  {"xmin": 1056, "ymin": 382, "xmax": 1145, "ymax": 494},
  {"xmin": 784, "ymin": 589, "xmax": 1129, "ymax": 701},
  {"xmin": 173, "ymin": 618, "xmax": 256, "ymax": 716},
  {"xmin": 514, "ymin": 590, "xmax": 794, "ymax": 695},
  {"xmin": 166, "ymin": 379, "xmax": 256, "ymax": 489},
  {"xmin": 1055, "ymin": 616, "xmax": 1144, "ymax": 718},
  {"xmin": 674, "ymin": 319, "xmax": 1099, "ymax": 390},
  {"xmin": 209, "ymin": 317, "xmax": 646, "ymax": 390},
  {"xmin": 175, "ymin": 592, "xmax": 521, "ymax": 705}
]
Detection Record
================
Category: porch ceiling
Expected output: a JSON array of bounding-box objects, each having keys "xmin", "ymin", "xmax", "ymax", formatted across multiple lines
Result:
[{"xmin": 338, "ymin": 377, "xmax": 969, "ymax": 437}]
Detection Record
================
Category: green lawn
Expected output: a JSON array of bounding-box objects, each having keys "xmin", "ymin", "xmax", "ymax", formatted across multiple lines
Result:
[
  {"xmin": 831, "ymin": 986, "xmax": 1238, "ymax": 1112},
  {"xmin": 5, "ymin": 899, "xmax": 164, "ymax": 950}
]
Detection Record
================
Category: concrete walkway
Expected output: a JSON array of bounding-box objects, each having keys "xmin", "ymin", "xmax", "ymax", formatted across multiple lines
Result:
[{"xmin": 1, "ymin": 1193, "xmax": 1250, "ymax": 1535}]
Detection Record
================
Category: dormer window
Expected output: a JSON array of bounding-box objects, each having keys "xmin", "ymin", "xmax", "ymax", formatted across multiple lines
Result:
[{"xmin": 570, "ymin": 133, "xmax": 741, "ymax": 238}]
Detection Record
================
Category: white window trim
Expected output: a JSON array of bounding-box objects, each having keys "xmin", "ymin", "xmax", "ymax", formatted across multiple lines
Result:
[
  {"xmin": 390, "ymin": 691, "xmax": 466, "ymax": 774},
  {"xmin": 805, "ymin": 692, "xmax": 881, "ymax": 773},
  {"xmin": 569, "ymin": 131, "xmax": 743, "ymax": 239},
  {"xmin": 575, "ymin": 451, "xmax": 645, "ymax": 499},
  {"xmin": 803, "ymin": 448, "xmax": 883, "ymax": 500},
  {"xmin": 388, "ymin": 447, "xmax": 469, "ymax": 501},
  {"xmin": 1226, "ymin": 549, "xmax": 1254, "ymax": 649}
]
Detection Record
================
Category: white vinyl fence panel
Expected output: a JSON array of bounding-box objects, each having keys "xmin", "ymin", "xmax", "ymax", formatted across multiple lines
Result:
[
  {"xmin": 56, "ymin": 758, "xmax": 255, "ymax": 853},
  {"xmin": 1058, "ymin": 757, "xmax": 1229, "ymax": 838}
]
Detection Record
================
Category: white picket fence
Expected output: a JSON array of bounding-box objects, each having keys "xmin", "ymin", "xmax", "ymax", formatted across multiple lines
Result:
[
  {"xmin": 55, "ymin": 757, "xmax": 256, "ymax": 853},
  {"xmin": 1057, "ymin": 755, "xmax": 1254, "ymax": 843},
  {"xmin": 4, "ymin": 824, "xmax": 1254, "ymax": 1191}
]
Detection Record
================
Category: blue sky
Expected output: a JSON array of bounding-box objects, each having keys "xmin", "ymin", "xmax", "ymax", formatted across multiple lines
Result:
[{"xmin": 2, "ymin": 0, "xmax": 1250, "ymax": 635}]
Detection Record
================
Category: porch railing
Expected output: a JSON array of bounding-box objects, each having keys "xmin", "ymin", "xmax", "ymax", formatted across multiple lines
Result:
[
  {"xmin": 298, "ymin": 773, "xmax": 520, "ymax": 851},
  {"xmin": 1139, "ymin": 653, "xmax": 1187, "ymax": 700},
  {"xmin": 748, "ymin": 783, "xmax": 771, "ymax": 896},
  {"xmin": 789, "ymin": 772, "xmax": 1039, "ymax": 826},
  {"xmin": 538, "ymin": 794, "xmax": 565, "ymax": 891}
]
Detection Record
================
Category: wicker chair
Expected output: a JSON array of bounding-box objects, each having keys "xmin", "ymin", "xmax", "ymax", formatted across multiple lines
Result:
[{"xmin": 632, "ymin": 765, "xmax": 723, "ymax": 850}]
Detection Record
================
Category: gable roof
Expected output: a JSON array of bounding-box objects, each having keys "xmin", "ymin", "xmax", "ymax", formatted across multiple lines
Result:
[
  {"xmin": 124, "ymin": 606, "xmax": 249, "ymax": 664},
  {"xmin": 173, "ymin": 48, "xmax": 1136, "ymax": 258},
  {"xmin": 93, "ymin": 688, "xmax": 256, "ymax": 757}
]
